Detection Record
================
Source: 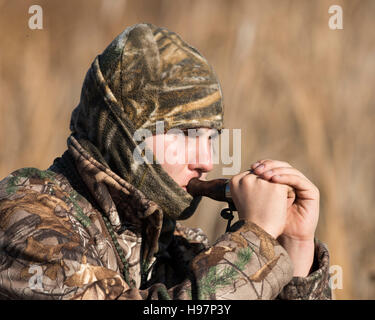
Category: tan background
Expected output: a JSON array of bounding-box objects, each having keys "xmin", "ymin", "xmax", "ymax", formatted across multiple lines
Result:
[{"xmin": 1, "ymin": 0, "xmax": 374, "ymax": 299}]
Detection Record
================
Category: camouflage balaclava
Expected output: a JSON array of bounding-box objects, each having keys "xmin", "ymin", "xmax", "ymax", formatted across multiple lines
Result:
[{"xmin": 69, "ymin": 23, "xmax": 224, "ymax": 220}]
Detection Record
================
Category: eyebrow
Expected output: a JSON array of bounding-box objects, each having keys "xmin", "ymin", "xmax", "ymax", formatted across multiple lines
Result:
[
  {"xmin": 181, "ymin": 128, "xmax": 220, "ymax": 138},
  {"xmin": 210, "ymin": 131, "xmax": 219, "ymax": 138}
]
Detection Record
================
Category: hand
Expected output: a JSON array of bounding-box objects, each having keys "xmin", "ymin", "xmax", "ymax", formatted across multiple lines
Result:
[
  {"xmin": 229, "ymin": 170, "xmax": 289, "ymax": 239},
  {"xmin": 250, "ymin": 159, "xmax": 319, "ymax": 242},
  {"xmin": 250, "ymin": 159, "xmax": 319, "ymax": 276}
]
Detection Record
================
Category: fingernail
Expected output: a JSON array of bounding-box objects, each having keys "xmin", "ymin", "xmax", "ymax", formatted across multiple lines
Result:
[
  {"xmin": 255, "ymin": 164, "xmax": 264, "ymax": 171},
  {"xmin": 252, "ymin": 162, "xmax": 260, "ymax": 168}
]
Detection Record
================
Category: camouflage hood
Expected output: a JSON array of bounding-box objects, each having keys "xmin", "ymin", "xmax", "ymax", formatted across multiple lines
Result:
[{"xmin": 69, "ymin": 23, "xmax": 224, "ymax": 220}]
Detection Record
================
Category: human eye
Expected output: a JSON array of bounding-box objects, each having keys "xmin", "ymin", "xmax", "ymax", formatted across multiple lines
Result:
[{"xmin": 209, "ymin": 130, "xmax": 219, "ymax": 141}]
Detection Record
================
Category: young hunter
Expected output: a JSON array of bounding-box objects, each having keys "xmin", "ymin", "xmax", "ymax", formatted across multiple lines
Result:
[{"xmin": 0, "ymin": 23, "xmax": 331, "ymax": 300}]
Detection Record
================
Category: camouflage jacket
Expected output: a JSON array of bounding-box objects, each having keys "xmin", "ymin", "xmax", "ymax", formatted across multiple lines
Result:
[{"xmin": 0, "ymin": 139, "xmax": 331, "ymax": 300}]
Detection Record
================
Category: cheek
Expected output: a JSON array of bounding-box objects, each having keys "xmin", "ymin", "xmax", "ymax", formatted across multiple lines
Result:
[
  {"xmin": 152, "ymin": 134, "xmax": 191, "ymax": 186},
  {"xmin": 164, "ymin": 134, "xmax": 190, "ymax": 165},
  {"xmin": 161, "ymin": 162, "xmax": 187, "ymax": 186}
]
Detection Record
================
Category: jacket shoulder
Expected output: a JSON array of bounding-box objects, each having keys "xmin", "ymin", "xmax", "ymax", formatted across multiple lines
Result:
[
  {"xmin": 0, "ymin": 167, "xmax": 57, "ymax": 199},
  {"xmin": 0, "ymin": 167, "xmax": 112, "ymax": 299},
  {"xmin": 0, "ymin": 166, "xmax": 95, "ymax": 233}
]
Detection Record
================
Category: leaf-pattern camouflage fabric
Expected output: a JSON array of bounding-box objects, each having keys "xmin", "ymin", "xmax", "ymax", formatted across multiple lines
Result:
[
  {"xmin": 0, "ymin": 140, "xmax": 332, "ymax": 300},
  {"xmin": 277, "ymin": 239, "xmax": 332, "ymax": 300}
]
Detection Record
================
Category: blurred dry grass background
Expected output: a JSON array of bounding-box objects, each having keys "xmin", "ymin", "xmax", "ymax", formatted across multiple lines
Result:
[{"xmin": 1, "ymin": 0, "xmax": 374, "ymax": 299}]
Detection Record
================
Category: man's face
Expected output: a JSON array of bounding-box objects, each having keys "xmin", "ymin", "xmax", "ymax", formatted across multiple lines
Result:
[{"xmin": 144, "ymin": 128, "xmax": 217, "ymax": 190}]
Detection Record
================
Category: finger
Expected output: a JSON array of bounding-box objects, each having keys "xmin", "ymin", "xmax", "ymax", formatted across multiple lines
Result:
[
  {"xmin": 270, "ymin": 174, "xmax": 319, "ymax": 199},
  {"xmin": 251, "ymin": 159, "xmax": 271, "ymax": 169},
  {"xmin": 251, "ymin": 159, "xmax": 293, "ymax": 174},
  {"xmin": 230, "ymin": 168, "xmax": 257, "ymax": 186},
  {"xmin": 251, "ymin": 159, "xmax": 292, "ymax": 168},
  {"xmin": 258, "ymin": 167, "xmax": 308, "ymax": 181}
]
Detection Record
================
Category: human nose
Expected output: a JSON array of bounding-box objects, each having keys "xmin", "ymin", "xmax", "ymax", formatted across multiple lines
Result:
[{"xmin": 188, "ymin": 137, "xmax": 213, "ymax": 173}]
